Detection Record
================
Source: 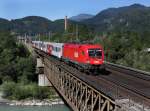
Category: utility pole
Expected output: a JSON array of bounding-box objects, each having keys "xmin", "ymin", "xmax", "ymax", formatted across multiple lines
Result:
[
  {"xmin": 36, "ymin": 34, "xmax": 38, "ymax": 41},
  {"xmin": 25, "ymin": 33, "xmax": 27, "ymax": 44},
  {"xmin": 76, "ymin": 24, "xmax": 79, "ymax": 42},
  {"xmin": 49, "ymin": 31, "xmax": 51, "ymax": 41},
  {"xmin": 38, "ymin": 34, "xmax": 40, "ymax": 41}
]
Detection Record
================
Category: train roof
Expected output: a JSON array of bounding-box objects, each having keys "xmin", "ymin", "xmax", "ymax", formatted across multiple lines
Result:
[
  {"xmin": 32, "ymin": 41, "xmax": 63, "ymax": 45},
  {"xmin": 32, "ymin": 41, "xmax": 102, "ymax": 49},
  {"xmin": 64, "ymin": 43, "xmax": 103, "ymax": 49}
]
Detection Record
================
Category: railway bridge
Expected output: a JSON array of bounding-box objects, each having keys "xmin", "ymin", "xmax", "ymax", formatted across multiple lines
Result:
[
  {"xmin": 20, "ymin": 38, "xmax": 150, "ymax": 111},
  {"xmin": 35, "ymin": 48, "xmax": 116, "ymax": 111}
]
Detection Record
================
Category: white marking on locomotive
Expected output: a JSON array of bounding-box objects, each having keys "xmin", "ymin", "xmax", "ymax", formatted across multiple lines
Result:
[{"xmin": 74, "ymin": 52, "xmax": 79, "ymax": 58}]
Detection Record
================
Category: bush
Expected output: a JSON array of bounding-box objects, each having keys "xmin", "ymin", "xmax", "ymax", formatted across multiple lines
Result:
[
  {"xmin": 1, "ymin": 82, "xmax": 16, "ymax": 99},
  {"xmin": 1, "ymin": 82, "xmax": 56, "ymax": 100}
]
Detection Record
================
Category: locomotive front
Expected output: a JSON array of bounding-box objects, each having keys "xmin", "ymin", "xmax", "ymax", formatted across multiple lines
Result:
[{"xmin": 83, "ymin": 45, "xmax": 104, "ymax": 65}]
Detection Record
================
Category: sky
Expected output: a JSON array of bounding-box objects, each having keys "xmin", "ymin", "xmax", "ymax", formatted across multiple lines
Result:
[{"xmin": 0, "ymin": 0, "xmax": 150, "ymax": 20}]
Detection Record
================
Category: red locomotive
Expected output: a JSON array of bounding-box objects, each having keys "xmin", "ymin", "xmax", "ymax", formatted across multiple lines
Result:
[
  {"xmin": 32, "ymin": 41, "xmax": 105, "ymax": 72},
  {"xmin": 63, "ymin": 43, "xmax": 104, "ymax": 70}
]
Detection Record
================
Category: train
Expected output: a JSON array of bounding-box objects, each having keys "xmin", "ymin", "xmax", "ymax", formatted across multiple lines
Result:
[{"xmin": 32, "ymin": 41, "xmax": 104, "ymax": 72}]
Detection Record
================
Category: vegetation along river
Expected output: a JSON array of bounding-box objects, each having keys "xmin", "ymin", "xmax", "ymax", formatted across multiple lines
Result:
[{"xmin": 0, "ymin": 104, "xmax": 71, "ymax": 111}]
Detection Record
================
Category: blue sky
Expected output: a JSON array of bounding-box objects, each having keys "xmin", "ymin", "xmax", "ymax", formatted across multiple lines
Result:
[{"xmin": 0, "ymin": 0, "xmax": 150, "ymax": 20}]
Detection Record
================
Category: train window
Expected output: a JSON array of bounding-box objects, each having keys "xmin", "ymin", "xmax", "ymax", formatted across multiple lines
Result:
[
  {"xmin": 54, "ymin": 47, "xmax": 60, "ymax": 52},
  {"xmin": 88, "ymin": 48, "xmax": 102, "ymax": 58},
  {"xmin": 57, "ymin": 48, "xmax": 61, "ymax": 52},
  {"xmin": 56, "ymin": 47, "xmax": 58, "ymax": 52},
  {"xmin": 54, "ymin": 47, "xmax": 57, "ymax": 51}
]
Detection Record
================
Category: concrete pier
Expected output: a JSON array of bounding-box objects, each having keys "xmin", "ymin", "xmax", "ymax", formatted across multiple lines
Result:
[{"xmin": 36, "ymin": 58, "xmax": 52, "ymax": 86}]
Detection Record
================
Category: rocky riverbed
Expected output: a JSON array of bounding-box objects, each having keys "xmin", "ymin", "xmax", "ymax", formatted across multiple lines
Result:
[
  {"xmin": 0, "ymin": 91, "xmax": 64, "ymax": 106},
  {"xmin": 0, "ymin": 98, "xmax": 64, "ymax": 106},
  {"xmin": 9, "ymin": 99, "xmax": 64, "ymax": 106}
]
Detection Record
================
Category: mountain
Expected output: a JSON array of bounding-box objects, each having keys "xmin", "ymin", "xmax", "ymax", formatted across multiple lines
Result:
[
  {"xmin": 11, "ymin": 16, "xmax": 65, "ymax": 34},
  {"xmin": 83, "ymin": 4, "xmax": 150, "ymax": 34},
  {"xmin": 0, "ymin": 16, "xmax": 84, "ymax": 35},
  {"xmin": 70, "ymin": 14, "xmax": 94, "ymax": 22},
  {"xmin": 1, "ymin": 4, "xmax": 150, "ymax": 37}
]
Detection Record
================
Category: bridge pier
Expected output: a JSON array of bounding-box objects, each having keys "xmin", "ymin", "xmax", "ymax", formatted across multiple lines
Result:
[{"xmin": 36, "ymin": 57, "xmax": 52, "ymax": 86}]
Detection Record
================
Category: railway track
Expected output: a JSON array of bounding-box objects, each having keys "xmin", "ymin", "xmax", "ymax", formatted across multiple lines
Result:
[
  {"xmin": 105, "ymin": 62, "xmax": 150, "ymax": 81},
  {"xmin": 35, "ymin": 49, "xmax": 150, "ymax": 111},
  {"xmin": 103, "ymin": 62, "xmax": 150, "ymax": 110},
  {"xmin": 99, "ymin": 68, "xmax": 150, "ymax": 99}
]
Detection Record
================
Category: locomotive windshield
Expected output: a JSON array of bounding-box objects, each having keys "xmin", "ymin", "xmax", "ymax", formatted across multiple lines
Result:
[{"xmin": 88, "ymin": 48, "xmax": 102, "ymax": 58}]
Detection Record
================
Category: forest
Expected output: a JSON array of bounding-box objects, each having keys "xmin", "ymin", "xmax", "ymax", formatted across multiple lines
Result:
[{"xmin": 0, "ymin": 31, "xmax": 56, "ymax": 100}]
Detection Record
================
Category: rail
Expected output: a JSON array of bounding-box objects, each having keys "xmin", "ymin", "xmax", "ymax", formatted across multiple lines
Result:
[
  {"xmin": 105, "ymin": 61, "xmax": 150, "ymax": 81},
  {"xmin": 103, "ymin": 61, "xmax": 150, "ymax": 111}
]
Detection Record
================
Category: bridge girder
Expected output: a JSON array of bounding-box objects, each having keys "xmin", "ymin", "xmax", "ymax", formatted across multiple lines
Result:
[{"xmin": 43, "ymin": 57, "xmax": 116, "ymax": 111}]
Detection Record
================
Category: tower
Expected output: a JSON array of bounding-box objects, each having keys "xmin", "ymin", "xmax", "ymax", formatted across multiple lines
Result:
[{"xmin": 65, "ymin": 16, "xmax": 68, "ymax": 31}]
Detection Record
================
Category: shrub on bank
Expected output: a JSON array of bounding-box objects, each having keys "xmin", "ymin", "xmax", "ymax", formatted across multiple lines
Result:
[
  {"xmin": 1, "ymin": 82, "xmax": 57, "ymax": 100},
  {"xmin": 1, "ymin": 81, "xmax": 16, "ymax": 99}
]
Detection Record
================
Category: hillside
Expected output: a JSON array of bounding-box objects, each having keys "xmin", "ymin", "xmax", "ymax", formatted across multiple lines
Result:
[
  {"xmin": 83, "ymin": 4, "xmax": 150, "ymax": 36},
  {"xmin": 0, "ymin": 18, "xmax": 12, "ymax": 31},
  {"xmin": 11, "ymin": 16, "xmax": 65, "ymax": 34},
  {"xmin": 0, "ymin": 16, "xmax": 86, "ymax": 35}
]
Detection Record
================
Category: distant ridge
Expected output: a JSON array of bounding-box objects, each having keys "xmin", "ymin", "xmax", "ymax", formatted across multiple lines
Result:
[
  {"xmin": 82, "ymin": 4, "xmax": 150, "ymax": 34},
  {"xmin": 0, "ymin": 16, "xmax": 86, "ymax": 34},
  {"xmin": 70, "ymin": 14, "xmax": 94, "ymax": 22}
]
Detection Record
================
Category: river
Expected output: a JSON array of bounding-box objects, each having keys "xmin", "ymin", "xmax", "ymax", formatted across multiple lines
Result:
[{"xmin": 0, "ymin": 104, "xmax": 71, "ymax": 111}]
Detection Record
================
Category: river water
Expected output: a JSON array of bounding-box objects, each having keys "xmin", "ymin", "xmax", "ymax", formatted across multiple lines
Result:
[{"xmin": 0, "ymin": 104, "xmax": 71, "ymax": 111}]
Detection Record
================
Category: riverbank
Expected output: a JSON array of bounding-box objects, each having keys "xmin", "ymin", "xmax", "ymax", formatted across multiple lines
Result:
[
  {"xmin": 0, "ymin": 92, "xmax": 64, "ymax": 106},
  {"xmin": 0, "ymin": 104, "xmax": 71, "ymax": 111},
  {"xmin": 0, "ymin": 98, "xmax": 64, "ymax": 106}
]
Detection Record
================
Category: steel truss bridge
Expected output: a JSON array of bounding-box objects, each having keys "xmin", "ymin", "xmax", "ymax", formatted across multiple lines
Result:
[{"xmin": 35, "ymin": 48, "xmax": 116, "ymax": 111}]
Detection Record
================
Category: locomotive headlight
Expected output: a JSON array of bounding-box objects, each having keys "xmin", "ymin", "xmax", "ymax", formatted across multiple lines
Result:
[
  {"xmin": 86, "ymin": 60, "xmax": 90, "ymax": 64},
  {"xmin": 94, "ymin": 61, "xmax": 99, "ymax": 63}
]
